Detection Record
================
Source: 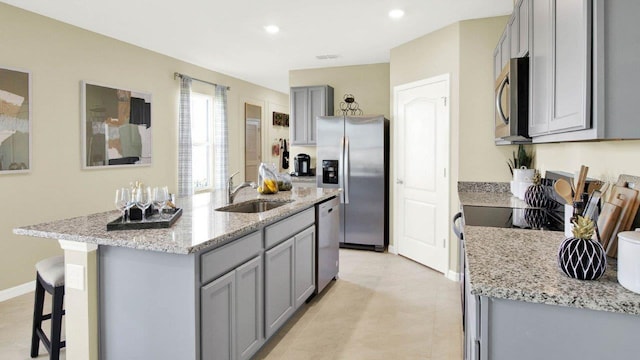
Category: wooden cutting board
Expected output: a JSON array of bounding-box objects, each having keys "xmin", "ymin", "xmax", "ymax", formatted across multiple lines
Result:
[
  {"xmin": 597, "ymin": 200, "xmax": 622, "ymax": 250},
  {"xmin": 606, "ymin": 186, "xmax": 640, "ymax": 257}
]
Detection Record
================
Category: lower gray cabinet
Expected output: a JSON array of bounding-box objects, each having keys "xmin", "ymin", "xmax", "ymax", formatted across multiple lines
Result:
[
  {"xmin": 235, "ymin": 256, "xmax": 264, "ymax": 360},
  {"xmin": 264, "ymin": 238, "xmax": 295, "ymax": 338},
  {"xmin": 201, "ymin": 255, "xmax": 263, "ymax": 360},
  {"xmin": 294, "ymin": 226, "xmax": 316, "ymax": 308},
  {"xmin": 201, "ymin": 271, "xmax": 235, "ymax": 360}
]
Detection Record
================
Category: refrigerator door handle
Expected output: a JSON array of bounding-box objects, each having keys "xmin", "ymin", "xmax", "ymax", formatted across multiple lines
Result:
[
  {"xmin": 344, "ymin": 135, "xmax": 350, "ymax": 204},
  {"xmin": 339, "ymin": 135, "xmax": 346, "ymax": 204}
]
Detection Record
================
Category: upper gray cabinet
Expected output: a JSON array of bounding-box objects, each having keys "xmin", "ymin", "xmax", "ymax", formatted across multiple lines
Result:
[
  {"xmin": 509, "ymin": 0, "xmax": 529, "ymax": 58},
  {"xmin": 493, "ymin": 28, "xmax": 510, "ymax": 80},
  {"xmin": 529, "ymin": 0, "xmax": 640, "ymax": 142},
  {"xmin": 290, "ymin": 85, "xmax": 334, "ymax": 146},
  {"xmin": 529, "ymin": 0, "xmax": 591, "ymax": 137}
]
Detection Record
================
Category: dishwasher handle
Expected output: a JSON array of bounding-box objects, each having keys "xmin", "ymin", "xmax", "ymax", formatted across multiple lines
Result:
[{"xmin": 453, "ymin": 212, "xmax": 464, "ymax": 240}]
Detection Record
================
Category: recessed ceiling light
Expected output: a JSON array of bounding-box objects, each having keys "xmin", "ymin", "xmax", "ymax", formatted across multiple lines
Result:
[
  {"xmin": 264, "ymin": 25, "xmax": 280, "ymax": 34},
  {"xmin": 389, "ymin": 9, "xmax": 405, "ymax": 19}
]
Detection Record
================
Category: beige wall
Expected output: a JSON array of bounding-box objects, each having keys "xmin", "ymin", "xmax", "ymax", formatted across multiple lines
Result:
[
  {"xmin": 391, "ymin": 17, "xmax": 509, "ymax": 274},
  {"xmin": 289, "ymin": 63, "xmax": 390, "ymax": 169},
  {"xmin": 534, "ymin": 140, "xmax": 640, "ymax": 184},
  {"xmin": 459, "ymin": 17, "xmax": 514, "ymax": 182},
  {"xmin": 0, "ymin": 3, "xmax": 287, "ymax": 291}
]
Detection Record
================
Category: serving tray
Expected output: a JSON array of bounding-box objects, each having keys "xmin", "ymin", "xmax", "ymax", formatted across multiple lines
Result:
[{"xmin": 106, "ymin": 208, "xmax": 183, "ymax": 231}]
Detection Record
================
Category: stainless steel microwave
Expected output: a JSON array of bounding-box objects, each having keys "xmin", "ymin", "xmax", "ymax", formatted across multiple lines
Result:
[{"xmin": 495, "ymin": 57, "xmax": 529, "ymax": 142}]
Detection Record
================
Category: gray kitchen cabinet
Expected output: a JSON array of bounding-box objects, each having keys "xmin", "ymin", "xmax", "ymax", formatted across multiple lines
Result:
[
  {"xmin": 509, "ymin": 0, "xmax": 529, "ymax": 58},
  {"xmin": 492, "ymin": 47, "xmax": 500, "ymax": 81},
  {"xmin": 465, "ymin": 294, "xmax": 640, "ymax": 359},
  {"xmin": 528, "ymin": 0, "xmax": 640, "ymax": 142},
  {"xmin": 529, "ymin": 0, "xmax": 591, "ymax": 137},
  {"xmin": 264, "ymin": 237, "xmax": 295, "ymax": 338},
  {"xmin": 294, "ymin": 226, "xmax": 316, "ymax": 308},
  {"xmin": 493, "ymin": 28, "xmax": 509, "ymax": 80},
  {"xmin": 264, "ymin": 207, "xmax": 316, "ymax": 338},
  {"xmin": 528, "ymin": 0, "xmax": 552, "ymax": 137},
  {"xmin": 234, "ymin": 256, "xmax": 264, "ymax": 360},
  {"xmin": 201, "ymin": 270, "xmax": 235, "ymax": 360},
  {"xmin": 290, "ymin": 85, "xmax": 334, "ymax": 145},
  {"xmin": 201, "ymin": 231, "xmax": 264, "ymax": 360},
  {"xmin": 201, "ymin": 255, "xmax": 263, "ymax": 360}
]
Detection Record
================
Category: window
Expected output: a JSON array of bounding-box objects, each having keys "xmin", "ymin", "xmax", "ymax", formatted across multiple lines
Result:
[{"xmin": 191, "ymin": 92, "xmax": 214, "ymax": 191}]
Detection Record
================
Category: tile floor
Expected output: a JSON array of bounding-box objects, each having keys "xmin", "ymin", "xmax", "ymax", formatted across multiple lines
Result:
[{"xmin": 0, "ymin": 249, "xmax": 462, "ymax": 360}]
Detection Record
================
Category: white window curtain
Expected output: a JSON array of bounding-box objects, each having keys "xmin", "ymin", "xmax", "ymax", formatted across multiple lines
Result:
[
  {"xmin": 178, "ymin": 77, "xmax": 192, "ymax": 196},
  {"xmin": 213, "ymin": 85, "xmax": 229, "ymax": 190}
]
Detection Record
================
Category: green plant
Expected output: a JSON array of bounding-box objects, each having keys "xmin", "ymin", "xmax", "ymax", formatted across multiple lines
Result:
[{"xmin": 507, "ymin": 144, "xmax": 534, "ymax": 175}]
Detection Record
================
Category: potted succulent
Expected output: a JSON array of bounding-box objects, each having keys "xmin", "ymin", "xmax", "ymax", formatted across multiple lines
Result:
[
  {"xmin": 507, "ymin": 144, "xmax": 535, "ymax": 180},
  {"xmin": 557, "ymin": 216, "xmax": 607, "ymax": 280}
]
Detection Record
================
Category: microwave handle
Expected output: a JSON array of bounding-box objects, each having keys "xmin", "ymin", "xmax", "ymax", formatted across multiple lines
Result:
[{"xmin": 496, "ymin": 75, "xmax": 509, "ymax": 125}]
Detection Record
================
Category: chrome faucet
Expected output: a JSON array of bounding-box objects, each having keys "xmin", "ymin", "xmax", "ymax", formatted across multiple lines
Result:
[{"xmin": 227, "ymin": 171, "xmax": 257, "ymax": 204}]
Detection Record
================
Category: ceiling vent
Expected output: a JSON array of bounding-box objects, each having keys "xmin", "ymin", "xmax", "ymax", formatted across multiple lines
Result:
[{"xmin": 316, "ymin": 54, "xmax": 340, "ymax": 60}]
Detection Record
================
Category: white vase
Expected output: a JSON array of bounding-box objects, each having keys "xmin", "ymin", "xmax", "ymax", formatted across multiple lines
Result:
[{"xmin": 513, "ymin": 168, "xmax": 535, "ymax": 183}]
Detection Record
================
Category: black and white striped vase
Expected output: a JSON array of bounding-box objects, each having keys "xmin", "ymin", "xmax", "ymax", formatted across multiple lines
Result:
[{"xmin": 557, "ymin": 237, "xmax": 607, "ymax": 280}]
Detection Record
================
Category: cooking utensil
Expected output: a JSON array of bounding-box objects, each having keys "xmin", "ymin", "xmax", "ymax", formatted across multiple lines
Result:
[
  {"xmin": 554, "ymin": 179, "xmax": 574, "ymax": 205},
  {"xmin": 587, "ymin": 181, "xmax": 602, "ymax": 195},
  {"xmin": 573, "ymin": 165, "xmax": 589, "ymax": 203}
]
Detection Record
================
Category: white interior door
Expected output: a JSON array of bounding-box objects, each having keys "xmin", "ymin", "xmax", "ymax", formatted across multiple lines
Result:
[{"xmin": 394, "ymin": 75, "xmax": 449, "ymax": 274}]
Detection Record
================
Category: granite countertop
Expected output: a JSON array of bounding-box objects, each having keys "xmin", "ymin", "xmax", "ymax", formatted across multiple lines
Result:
[
  {"xmin": 464, "ymin": 226, "xmax": 640, "ymax": 315},
  {"xmin": 458, "ymin": 181, "xmax": 529, "ymax": 208},
  {"xmin": 14, "ymin": 187, "xmax": 340, "ymax": 255},
  {"xmin": 459, "ymin": 183, "xmax": 640, "ymax": 315}
]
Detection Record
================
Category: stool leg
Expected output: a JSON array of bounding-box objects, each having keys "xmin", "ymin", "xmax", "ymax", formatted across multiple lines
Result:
[
  {"xmin": 30, "ymin": 276, "xmax": 45, "ymax": 358},
  {"xmin": 50, "ymin": 286, "xmax": 64, "ymax": 360}
]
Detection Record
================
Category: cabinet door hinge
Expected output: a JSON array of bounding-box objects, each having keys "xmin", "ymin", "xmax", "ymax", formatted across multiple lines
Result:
[{"xmin": 442, "ymin": 97, "xmax": 447, "ymax": 106}]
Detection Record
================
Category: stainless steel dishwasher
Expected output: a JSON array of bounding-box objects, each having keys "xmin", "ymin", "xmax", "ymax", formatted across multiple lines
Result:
[{"xmin": 316, "ymin": 196, "xmax": 340, "ymax": 294}]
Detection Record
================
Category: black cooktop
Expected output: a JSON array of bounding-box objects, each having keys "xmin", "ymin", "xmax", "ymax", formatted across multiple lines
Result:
[{"xmin": 462, "ymin": 205, "xmax": 564, "ymax": 231}]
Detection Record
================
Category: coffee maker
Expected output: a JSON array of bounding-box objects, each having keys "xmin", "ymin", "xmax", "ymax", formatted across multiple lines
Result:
[{"xmin": 293, "ymin": 154, "xmax": 312, "ymax": 176}]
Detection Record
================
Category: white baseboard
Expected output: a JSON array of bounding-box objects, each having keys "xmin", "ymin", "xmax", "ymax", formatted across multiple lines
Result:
[
  {"xmin": 446, "ymin": 270, "xmax": 461, "ymax": 282},
  {"xmin": 0, "ymin": 281, "xmax": 35, "ymax": 302},
  {"xmin": 387, "ymin": 245, "xmax": 398, "ymax": 254}
]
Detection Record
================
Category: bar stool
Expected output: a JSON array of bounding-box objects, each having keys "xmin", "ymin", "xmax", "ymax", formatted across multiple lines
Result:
[{"xmin": 31, "ymin": 255, "xmax": 65, "ymax": 360}]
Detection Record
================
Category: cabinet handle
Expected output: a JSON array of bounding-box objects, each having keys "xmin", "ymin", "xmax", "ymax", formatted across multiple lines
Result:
[{"xmin": 396, "ymin": 179, "xmax": 404, "ymax": 184}]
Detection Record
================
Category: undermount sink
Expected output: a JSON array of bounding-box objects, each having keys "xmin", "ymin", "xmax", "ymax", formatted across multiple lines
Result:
[{"xmin": 215, "ymin": 199, "xmax": 293, "ymax": 213}]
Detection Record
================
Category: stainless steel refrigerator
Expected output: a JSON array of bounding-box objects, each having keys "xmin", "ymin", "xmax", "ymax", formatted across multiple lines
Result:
[{"xmin": 316, "ymin": 115, "xmax": 389, "ymax": 251}]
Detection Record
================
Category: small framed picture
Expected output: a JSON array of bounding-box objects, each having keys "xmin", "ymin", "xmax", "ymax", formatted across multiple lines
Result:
[{"xmin": 272, "ymin": 112, "xmax": 289, "ymax": 127}]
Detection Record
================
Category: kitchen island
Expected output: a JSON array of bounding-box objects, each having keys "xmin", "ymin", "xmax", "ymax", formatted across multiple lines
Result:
[
  {"xmin": 14, "ymin": 187, "xmax": 340, "ymax": 360},
  {"xmin": 459, "ymin": 186, "xmax": 640, "ymax": 360}
]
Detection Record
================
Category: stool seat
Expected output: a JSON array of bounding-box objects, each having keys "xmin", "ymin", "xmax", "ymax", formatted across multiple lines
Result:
[
  {"xmin": 31, "ymin": 255, "xmax": 65, "ymax": 360},
  {"xmin": 35, "ymin": 256, "xmax": 64, "ymax": 287}
]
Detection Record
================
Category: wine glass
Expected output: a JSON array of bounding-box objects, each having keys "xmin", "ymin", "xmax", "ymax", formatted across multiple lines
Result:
[
  {"xmin": 115, "ymin": 188, "xmax": 131, "ymax": 223},
  {"xmin": 136, "ymin": 186, "xmax": 152, "ymax": 221},
  {"xmin": 153, "ymin": 186, "xmax": 169, "ymax": 218}
]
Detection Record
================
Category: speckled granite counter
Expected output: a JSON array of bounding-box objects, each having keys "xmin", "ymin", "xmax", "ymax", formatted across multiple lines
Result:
[
  {"xmin": 465, "ymin": 226, "xmax": 640, "ymax": 315},
  {"xmin": 458, "ymin": 181, "xmax": 529, "ymax": 208},
  {"xmin": 14, "ymin": 187, "xmax": 339, "ymax": 254}
]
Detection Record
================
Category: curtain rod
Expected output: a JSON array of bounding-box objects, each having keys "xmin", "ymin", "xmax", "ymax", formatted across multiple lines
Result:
[{"xmin": 174, "ymin": 72, "xmax": 231, "ymax": 91}]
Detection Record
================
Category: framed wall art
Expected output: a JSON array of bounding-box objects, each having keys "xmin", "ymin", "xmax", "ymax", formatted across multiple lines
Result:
[
  {"xmin": 0, "ymin": 67, "xmax": 31, "ymax": 173},
  {"xmin": 81, "ymin": 81, "xmax": 152, "ymax": 168},
  {"xmin": 272, "ymin": 111, "xmax": 289, "ymax": 127}
]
